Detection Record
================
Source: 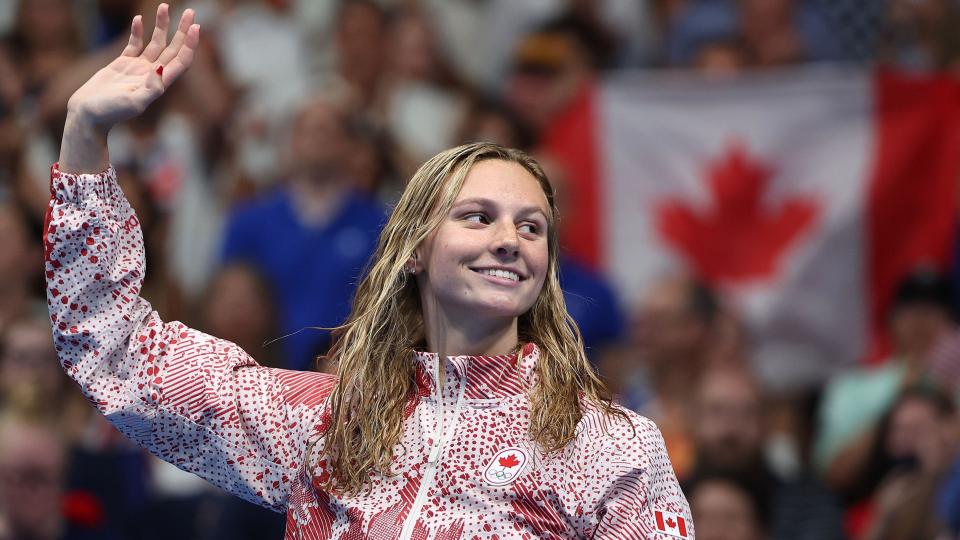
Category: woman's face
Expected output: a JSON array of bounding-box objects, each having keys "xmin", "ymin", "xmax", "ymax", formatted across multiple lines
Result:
[{"xmin": 416, "ymin": 159, "xmax": 550, "ymax": 326}]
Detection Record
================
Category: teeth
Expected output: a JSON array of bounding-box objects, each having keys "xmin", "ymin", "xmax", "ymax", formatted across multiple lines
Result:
[{"xmin": 479, "ymin": 268, "xmax": 520, "ymax": 281}]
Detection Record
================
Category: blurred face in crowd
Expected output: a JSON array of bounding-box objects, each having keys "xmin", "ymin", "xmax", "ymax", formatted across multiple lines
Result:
[
  {"xmin": 890, "ymin": 302, "xmax": 953, "ymax": 364},
  {"xmin": 0, "ymin": 202, "xmax": 34, "ymax": 294},
  {"xmin": 885, "ymin": 394, "xmax": 956, "ymax": 470},
  {"xmin": 390, "ymin": 12, "xmax": 438, "ymax": 82},
  {"xmin": 694, "ymin": 42, "xmax": 746, "ymax": 76},
  {"xmin": 739, "ymin": 0, "xmax": 803, "ymax": 66},
  {"xmin": 690, "ymin": 479, "xmax": 765, "ymax": 540},
  {"xmin": 505, "ymin": 32, "xmax": 590, "ymax": 133},
  {"xmin": 0, "ymin": 319, "xmax": 62, "ymax": 404},
  {"xmin": 337, "ymin": 2, "xmax": 385, "ymax": 91},
  {"xmin": 202, "ymin": 265, "xmax": 274, "ymax": 361},
  {"xmin": 289, "ymin": 100, "xmax": 352, "ymax": 180},
  {"xmin": 0, "ymin": 418, "xmax": 66, "ymax": 539},
  {"xmin": 633, "ymin": 277, "xmax": 711, "ymax": 368},
  {"xmin": 695, "ymin": 369, "xmax": 764, "ymax": 471},
  {"xmin": 16, "ymin": 0, "xmax": 78, "ymax": 50},
  {"xmin": 889, "ymin": 0, "xmax": 951, "ymax": 33}
]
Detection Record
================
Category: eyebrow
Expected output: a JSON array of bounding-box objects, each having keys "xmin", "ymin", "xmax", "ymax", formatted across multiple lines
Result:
[{"xmin": 452, "ymin": 197, "xmax": 550, "ymax": 219}]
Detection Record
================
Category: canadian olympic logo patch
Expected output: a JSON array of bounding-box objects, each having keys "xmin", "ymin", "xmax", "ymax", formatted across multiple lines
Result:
[{"xmin": 483, "ymin": 447, "xmax": 528, "ymax": 486}]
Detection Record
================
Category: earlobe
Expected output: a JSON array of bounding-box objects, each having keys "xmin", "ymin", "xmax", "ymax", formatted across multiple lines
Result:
[{"xmin": 405, "ymin": 252, "xmax": 420, "ymax": 275}]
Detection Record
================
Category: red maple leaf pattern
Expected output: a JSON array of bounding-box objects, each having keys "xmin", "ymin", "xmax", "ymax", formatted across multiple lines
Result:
[
  {"xmin": 499, "ymin": 454, "xmax": 520, "ymax": 468},
  {"xmin": 656, "ymin": 143, "xmax": 818, "ymax": 282},
  {"xmin": 666, "ymin": 518, "xmax": 676, "ymax": 529}
]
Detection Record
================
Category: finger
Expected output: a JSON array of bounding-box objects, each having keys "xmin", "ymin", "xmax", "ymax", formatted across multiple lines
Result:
[
  {"xmin": 121, "ymin": 15, "xmax": 144, "ymax": 57},
  {"xmin": 159, "ymin": 24, "xmax": 200, "ymax": 86},
  {"xmin": 157, "ymin": 8, "xmax": 194, "ymax": 65},
  {"xmin": 141, "ymin": 3, "xmax": 171, "ymax": 62},
  {"xmin": 132, "ymin": 62, "xmax": 166, "ymax": 108}
]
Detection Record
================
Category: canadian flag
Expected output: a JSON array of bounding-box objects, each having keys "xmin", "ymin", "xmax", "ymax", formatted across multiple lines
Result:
[
  {"xmin": 544, "ymin": 69, "xmax": 960, "ymax": 387},
  {"xmin": 654, "ymin": 510, "xmax": 689, "ymax": 538}
]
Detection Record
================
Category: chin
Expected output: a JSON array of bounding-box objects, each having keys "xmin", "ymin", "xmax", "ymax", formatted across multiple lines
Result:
[{"xmin": 471, "ymin": 297, "xmax": 533, "ymax": 319}]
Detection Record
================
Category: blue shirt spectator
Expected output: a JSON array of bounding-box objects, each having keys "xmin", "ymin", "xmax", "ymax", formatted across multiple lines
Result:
[
  {"xmin": 559, "ymin": 256, "xmax": 626, "ymax": 356},
  {"xmin": 221, "ymin": 189, "xmax": 384, "ymax": 370}
]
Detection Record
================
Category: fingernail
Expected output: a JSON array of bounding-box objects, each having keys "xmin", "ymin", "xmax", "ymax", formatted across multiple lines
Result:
[{"xmin": 156, "ymin": 65, "xmax": 163, "ymax": 76}]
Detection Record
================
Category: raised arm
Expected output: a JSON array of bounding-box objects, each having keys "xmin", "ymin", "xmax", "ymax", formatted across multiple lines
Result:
[{"xmin": 46, "ymin": 5, "xmax": 335, "ymax": 511}]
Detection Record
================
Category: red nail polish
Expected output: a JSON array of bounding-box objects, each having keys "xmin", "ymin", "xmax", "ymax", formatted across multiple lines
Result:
[{"xmin": 156, "ymin": 65, "xmax": 163, "ymax": 76}]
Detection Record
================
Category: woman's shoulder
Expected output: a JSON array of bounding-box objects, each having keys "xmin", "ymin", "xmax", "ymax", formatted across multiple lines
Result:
[{"xmin": 575, "ymin": 401, "xmax": 667, "ymax": 462}]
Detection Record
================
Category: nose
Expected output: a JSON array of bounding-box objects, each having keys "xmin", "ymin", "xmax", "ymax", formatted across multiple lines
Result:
[{"xmin": 491, "ymin": 222, "xmax": 519, "ymax": 258}]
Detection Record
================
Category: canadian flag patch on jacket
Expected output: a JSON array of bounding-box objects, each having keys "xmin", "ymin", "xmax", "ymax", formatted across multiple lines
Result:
[{"xmin": 654, "ymin": 510, "xmax": 689, "ymax": 538}]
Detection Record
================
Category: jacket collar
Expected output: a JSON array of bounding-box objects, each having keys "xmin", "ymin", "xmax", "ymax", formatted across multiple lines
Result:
[{"xmin": 412, "ymin": 343, "xmax": 540, "ymax": 400}]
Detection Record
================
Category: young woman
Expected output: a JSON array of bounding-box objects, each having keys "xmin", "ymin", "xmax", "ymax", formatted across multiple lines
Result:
[{"xmin": 46, "ymin": 4, "xmax": 691, "ymax": 538}]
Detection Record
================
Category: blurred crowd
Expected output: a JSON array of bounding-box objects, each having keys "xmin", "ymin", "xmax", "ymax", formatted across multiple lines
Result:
[{"xmin": 2, "ymin": 0, "xmax": 960, "ymax": 539}]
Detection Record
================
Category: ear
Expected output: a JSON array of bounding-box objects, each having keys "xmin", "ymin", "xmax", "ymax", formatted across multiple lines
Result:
[{"xmin": 405, "ymin": 251, "xmax": 421, "ymax": 275}]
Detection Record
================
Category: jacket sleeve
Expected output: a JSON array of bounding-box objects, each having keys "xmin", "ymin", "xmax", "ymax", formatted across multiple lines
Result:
[
  {"xmin": 43, "ymin": 163, "xmax": 335, "ymax": 512},
  {"xmin": 591, "ymin": 414, "xmax": 695, "ymax": 539}
]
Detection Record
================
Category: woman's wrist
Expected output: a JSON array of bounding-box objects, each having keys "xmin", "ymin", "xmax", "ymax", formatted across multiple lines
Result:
[{"xmin": 59, "ymin": 110, "xmax": 110, "ymax": 174}]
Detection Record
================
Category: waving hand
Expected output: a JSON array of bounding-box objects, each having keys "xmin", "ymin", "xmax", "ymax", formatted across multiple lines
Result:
[{"xmin": 60, "ymin": 4, "xmax": 199, "ymax": 173}]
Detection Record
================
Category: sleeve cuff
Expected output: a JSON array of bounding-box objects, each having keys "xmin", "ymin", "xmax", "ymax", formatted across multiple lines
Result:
[{"xmin": 50, "ymin": 162, "xmax": 121, "ymax": 205}]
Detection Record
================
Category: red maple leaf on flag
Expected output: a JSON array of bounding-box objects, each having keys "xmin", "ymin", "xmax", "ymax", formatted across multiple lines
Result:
[
  {"xmin": 656, "ymin": 143, "xmax": 818, "ymax": 282},
  {"xmin": 499, "ymin": 454, "xmax": 520, "ymax": 468}
]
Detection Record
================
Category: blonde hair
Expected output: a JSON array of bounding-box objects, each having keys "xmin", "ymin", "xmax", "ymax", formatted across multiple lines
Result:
[{"xmin": 314, "ymin": 142, "xmax": 624, "ymax": 495}]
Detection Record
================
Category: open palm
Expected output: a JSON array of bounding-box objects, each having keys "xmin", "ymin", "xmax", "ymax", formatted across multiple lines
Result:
[{"xmin": 68, "ymin": 3, "xmax": 199, "ymax": 129}]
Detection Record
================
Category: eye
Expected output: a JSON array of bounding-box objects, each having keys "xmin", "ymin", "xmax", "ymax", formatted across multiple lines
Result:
[
  {"xmin": 464, "ymin": 213, "xmax": 489, "ymax": 225},
  {"xmin": 518, "ymin": 223, "xmax": 540, "ymax": 235}
]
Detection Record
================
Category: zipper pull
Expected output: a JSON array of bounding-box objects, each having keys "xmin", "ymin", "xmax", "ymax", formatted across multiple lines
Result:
[{"xmin": 428, "ymin": 438, "xmax": 442, "ymax": 463}]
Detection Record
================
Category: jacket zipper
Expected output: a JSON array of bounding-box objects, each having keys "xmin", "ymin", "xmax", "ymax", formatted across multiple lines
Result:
[{"xmin": 398, "ymin": 358, "xmax": 467, "ymax": 539}]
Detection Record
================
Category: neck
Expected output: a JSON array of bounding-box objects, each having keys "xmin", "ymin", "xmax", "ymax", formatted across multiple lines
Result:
[
  {"xmin": 421, "ymin": 304, "xmax": 519, "ymax": 358},
  {"xmin": 288, "ymin": 174, "xmax": 348, "ymax": 227}
]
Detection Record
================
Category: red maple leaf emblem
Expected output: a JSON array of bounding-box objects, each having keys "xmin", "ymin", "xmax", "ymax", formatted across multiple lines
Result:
[
  {"xmin": 656, "ymin": 143, "xmax": 818, "ymax": 282},
  {"xmin": 498, "ymin": 454, "xmax": 520, "ymax": 468},
  {"xmin": 666, "ymin": 518, "xmax": 676, "ymax": 529}
]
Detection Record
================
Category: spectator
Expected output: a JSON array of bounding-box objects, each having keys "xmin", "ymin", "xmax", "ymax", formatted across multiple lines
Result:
[
  {"xmin": 0, "ymin": 200, "xmax": 42, "ymax": 337},
  {"xmin": 685, "ymin": 469, "xmax": 770, "ymax": 540},
  {"xmin": 877, "ymin": 0, "xmax": 960, "ymax": 71},
  {"xmin": 198, "ymin": 263, "xmax": 281, "ymax": 368},
  {"xmin": 504, "ymin": 22, "xmax": 596, "ymax": 139},
  {"xmin": 3, "ymin": 0, "xmax": 83, "ymax": 103},
  {"xmin": 665, "ymin": 0, "xmax": 742, "ymax": 69},
  {"xmin": 331, "ymin": 0, "xmax": 387, "ymax": 110},
  {"xmin": 614, "ymin": 274, "xmax": 720, "ymax": 478},
  {"xmin": 0, "ymin": 315, "xmax": 66, "ymax": 416},
  {"xmin": 220, "ymin": 95, "xmax": 385, "ymax": 370},
  {"xmin": 816, "ymin": 268, "xmax": 957, "ymax": 493},
  {"xmin": 0, "ymin": 409, "xmax": 122, "ymax": 540},
  {"xmin": 861, "ymin": 387, "xmax": 958, "ymax": 540},
  {"xmin": 378, "ymin": 8, "xmax": 469, "ymax": 172},
  {"xmin": 458, "ymin": 98, "xmax": 534, "ymax": 152},
  {"xmin": 0, "ymin": 316, "xmax": 145, "ymax": 539},
  {"xmin": 690, "ymin": 367, "xmax": 845, "ymax": 540}
]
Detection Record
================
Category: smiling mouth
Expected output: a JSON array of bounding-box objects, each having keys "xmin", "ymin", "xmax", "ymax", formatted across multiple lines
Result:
[{"xmin": 470, "ymin": 268, "xmax": 524, "ymax": 282}]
